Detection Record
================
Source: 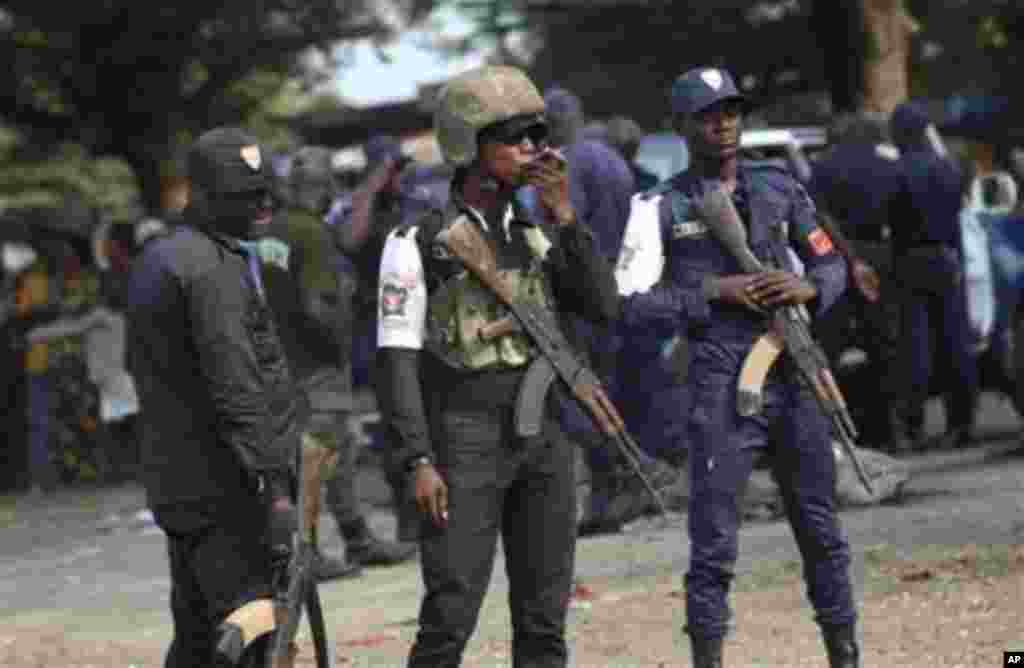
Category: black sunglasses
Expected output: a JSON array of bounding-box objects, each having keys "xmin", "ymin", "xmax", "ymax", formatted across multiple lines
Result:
[{"xmin": 482, "ymin": 121, "xmax": 550, "ymax": 148}]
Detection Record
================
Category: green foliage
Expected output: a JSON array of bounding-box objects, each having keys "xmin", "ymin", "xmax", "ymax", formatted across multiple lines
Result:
[
  {"xmin": 0, "ymin": 1, "xmax": 440, "ymax": 211},
  {"xmin": 0, "ymin": 126, "xmax": 140, "ymax": 223},
  {"xmin": 448, "ymin": 0, "xmax": 528, "ymax": 54},
  {"xmin": 452, "ymin": 0, "xmax": 1018, "ymax": 123}
]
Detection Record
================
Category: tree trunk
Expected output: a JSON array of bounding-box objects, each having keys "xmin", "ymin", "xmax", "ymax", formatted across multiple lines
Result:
[
  {"xmin": 860, "ymin": 0, "xmax": 919, "ymax": 114},
  {"xmin": 811, "ymin": 1, "xmax": 865, "ymax": 114}
]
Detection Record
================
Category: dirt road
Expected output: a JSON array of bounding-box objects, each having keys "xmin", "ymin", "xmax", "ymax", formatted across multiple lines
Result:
[
  {"xmin": 3, "ymin": 396, "xmax": 1023, "ymax": 667},
  {"xmin": 5, "ymin": 542, "xmax": 1024, "ymax": 667}
]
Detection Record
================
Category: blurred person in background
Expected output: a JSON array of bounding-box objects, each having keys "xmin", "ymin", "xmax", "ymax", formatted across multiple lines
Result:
[
  {"xmin": 327, "ymin": 133, "xmax": 444, "ymax": 544},
  {"xmin": 605, "ymin": 115, "xmax": 660, "ymax": 192},
  {"xmin": 257, "ymin": 144, "xmax": 415, "ymax": 580},
  {"xmin": 1, "ymin": 226, "xmax": 43, "ymax": 492},
  {"xmin": 14, "ymin": 243, "xmax": 60, "ymax": 495},
  {"xmin": 536, "ymin": 87, "xmax": 635, "ymax": 258},
  {"xmin": 26, "ymin": 276, "xmax": 139, "ymax": 483},
  {"xmin": 888, "ymin": 102, "xmax": 978, "ymax": 451},
  {"xmin": 606, "ymin": 112, "xmax": 694, "ymax": 517},
  {"xmin": 532, "ymin": 86, "xmax": 677, "ymax": 537},
  {"xmin": 958, "ymin": 135, "xmax": 1020, "ymax": 401},
  {"xmin": 809, "ymin": 113, "xmax": 908, "ymax": 452}
]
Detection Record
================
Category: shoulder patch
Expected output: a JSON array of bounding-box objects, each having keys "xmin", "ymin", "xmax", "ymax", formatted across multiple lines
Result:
[
  {"xmin": 380, "ymin": 281, "xmax": 410, "ymax": 317},
  {"xmin": 807, "ymin": 227, "xmax": 834, "ymax": 255}
]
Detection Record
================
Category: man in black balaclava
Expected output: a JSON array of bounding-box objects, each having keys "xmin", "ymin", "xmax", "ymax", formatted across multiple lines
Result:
[
  {"xmin": 187, "ymin": 126, "xmax": 278, "ymax": 240},
  {"xmin": 126, "ymin": 127, "xmax": 301, "ymax": 667}
]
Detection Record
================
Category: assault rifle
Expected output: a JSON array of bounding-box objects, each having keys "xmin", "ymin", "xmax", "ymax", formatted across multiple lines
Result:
[
  {"xmin": 439, "ymin": 216, "xmax": 668, "ymax": 518},
  {"xmin": 697, "ymin": 188, "xmax": 874, "ymax": 495}
]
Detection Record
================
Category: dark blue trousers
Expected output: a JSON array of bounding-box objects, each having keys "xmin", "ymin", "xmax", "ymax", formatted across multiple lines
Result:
[
  {"xmin": 685, "ymin": 346, "xmax": 856, "ymax": 640},
  {"xmin": 614, "ymin": 335, "xmax": 690, "ymax": 464},
  {"xmin": 899, "ymin": 280, "xmax": 978, "ymax": 432}
]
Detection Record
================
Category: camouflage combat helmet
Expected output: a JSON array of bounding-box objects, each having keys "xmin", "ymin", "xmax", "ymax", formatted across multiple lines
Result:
[{"xmin": 434, "ymin": 65, "xmax": 546, "ymax": 167}]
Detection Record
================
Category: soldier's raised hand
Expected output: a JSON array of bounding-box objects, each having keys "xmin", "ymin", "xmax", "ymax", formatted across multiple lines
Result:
[{"xmin": 525, "ymin": 149, "xmax": 574, "ymax": 225}]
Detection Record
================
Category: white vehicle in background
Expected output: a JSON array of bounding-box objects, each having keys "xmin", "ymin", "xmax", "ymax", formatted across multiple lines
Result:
[{"xmin": 634, "ymin": 126, "xmax": 828, "ymax": 184}]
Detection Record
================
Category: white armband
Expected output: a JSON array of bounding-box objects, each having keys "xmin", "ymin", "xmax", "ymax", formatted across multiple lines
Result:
[
  {"xmin": 377, "ymin": 227, "xmax": 428, "ymax": 350},
  {"xmin": 615, "ymin": 193, "xmax": 665, "ymax": 296}
]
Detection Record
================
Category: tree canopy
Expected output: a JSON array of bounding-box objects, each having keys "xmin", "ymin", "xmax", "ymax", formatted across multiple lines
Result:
[
  {"xmin": 451, "ymin": 0, "xmax": 1019, "ymax": 131},
  {"xmin": 0, "ymin": 0, "xmax": 437, "ymax": 213}
]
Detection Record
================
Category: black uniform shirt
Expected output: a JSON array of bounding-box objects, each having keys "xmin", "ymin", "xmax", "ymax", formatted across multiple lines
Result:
[{"xmin": 126, "ymin": 221, "xmax": 299, "ymax": 518}]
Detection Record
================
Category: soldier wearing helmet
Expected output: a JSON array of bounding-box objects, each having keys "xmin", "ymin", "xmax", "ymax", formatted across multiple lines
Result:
[
  {"xmin": 375, "ymin": 65, "xmax": 620, "ymax": 666},
  {"xmin": 616, "ymin": 67, "xmax": 860, "ymax": 667}
]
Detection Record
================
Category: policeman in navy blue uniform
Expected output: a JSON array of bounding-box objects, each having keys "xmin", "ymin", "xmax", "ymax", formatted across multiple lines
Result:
[
  {"xmin": 619, "ymin": 68, "xmax": 860, "ymax": 667},
  {"xmin": 808, "ymin": 115, "xmax": 909, "ymax": 452},
  {"xmin": 887, "ymin": 102, "xmax": 978, "ymax": 450}
]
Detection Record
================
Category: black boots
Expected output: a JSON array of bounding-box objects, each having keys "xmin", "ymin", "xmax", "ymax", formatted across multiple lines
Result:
[
  {"xmin": 823, "ymin": 625, "xmax": 860, "ymax": 668},
  {"xmin": 686, "ymin": 628, "xmax": 858, "ymax": 667},
  {"xmin": 311, "ymin": 526, "xmax": 363, "ymax": 582},
  {"xmin": 689, "ymin": 635, "xmax": 723, "ymax": 668},
  {"xmin": 341, "ymin": 518, "xmax": 418, "ymax": 567}
]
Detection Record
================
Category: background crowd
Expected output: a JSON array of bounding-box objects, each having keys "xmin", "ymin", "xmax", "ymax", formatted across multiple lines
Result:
[{"xmin": 1, "ymin": 82, "xmax": 1021, "ymax": 536}]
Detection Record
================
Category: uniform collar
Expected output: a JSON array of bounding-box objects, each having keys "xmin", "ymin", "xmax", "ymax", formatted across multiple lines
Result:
[
  {"xmin": 183, "ymin": 206, "xmax": 250, "ymax": 255},
  {"xmin": 463, "ymin": 202, "xmax": 514, "ymax": 241},
  {"xmin": 448, "ymin": 182, "xmax": 521, "ymax": 242}
]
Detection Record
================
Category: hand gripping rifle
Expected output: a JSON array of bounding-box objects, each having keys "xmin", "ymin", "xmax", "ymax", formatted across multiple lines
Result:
[
  {"xmin": 697, "ymin": 188, "xmax": 874, "ymax": 495},
  {"xmin": 439, "ymin": 217, "xmax": 668, "ymax": 518}
]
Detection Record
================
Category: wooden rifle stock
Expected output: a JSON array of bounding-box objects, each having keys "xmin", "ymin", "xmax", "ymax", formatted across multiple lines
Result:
[
  {"xmin": 697, "ymin": 188, "xmax": 874, "ymax": 495},
  {"xmin": 440, "ymin": 217, "xmax": 668, "ymax": 517}
]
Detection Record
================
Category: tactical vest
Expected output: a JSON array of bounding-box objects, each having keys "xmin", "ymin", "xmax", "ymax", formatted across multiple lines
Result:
[{"xmin": 423, "ymin": 217, "xmax": 556, "ymax": 371}]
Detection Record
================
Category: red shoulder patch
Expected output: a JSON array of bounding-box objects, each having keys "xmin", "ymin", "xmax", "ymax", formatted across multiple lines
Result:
[{"xmin": 807, "ymin": 227, "xmax": 834, "ymax": 256}]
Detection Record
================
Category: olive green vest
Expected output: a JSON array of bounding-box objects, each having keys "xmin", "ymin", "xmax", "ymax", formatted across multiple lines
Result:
[{"xmin": 425, "ymin": 220, "xmax": 556, "ymax": 370}]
